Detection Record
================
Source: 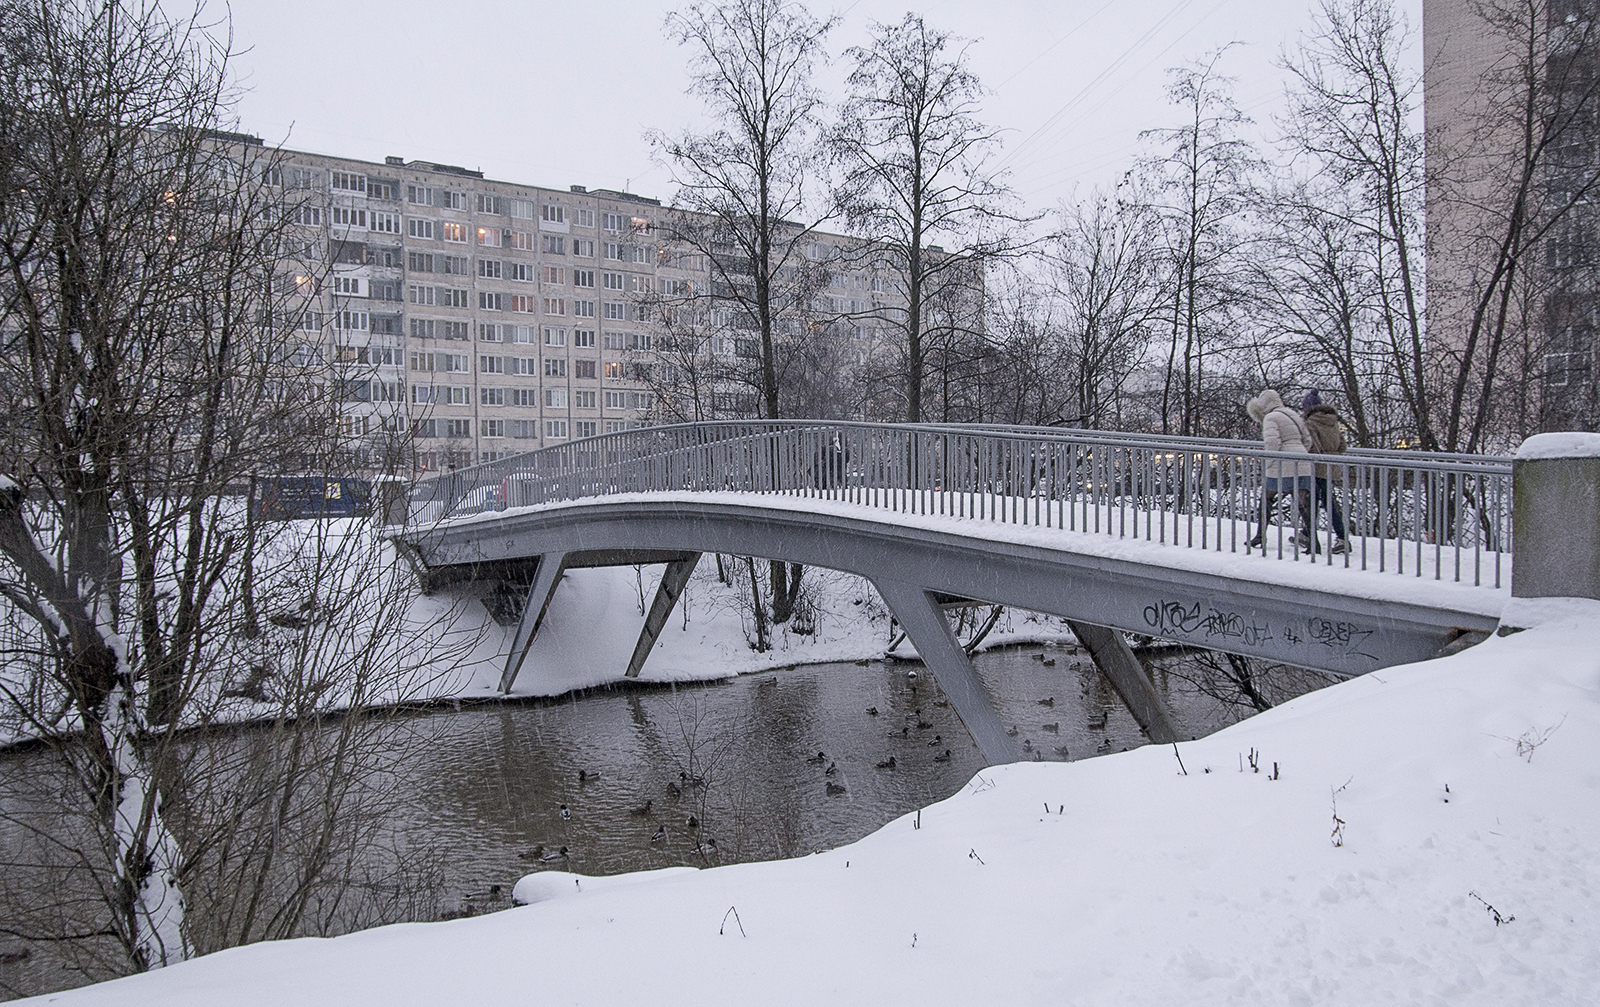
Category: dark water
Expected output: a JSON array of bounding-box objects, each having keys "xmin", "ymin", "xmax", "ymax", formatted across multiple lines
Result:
[
  {"xmin": 391, "ymin": 645, "xmax": 1239, "ymax": 912},
  {"xmin": 0, "ymin": 644, "xmax": 1263, "ymax": 998}
]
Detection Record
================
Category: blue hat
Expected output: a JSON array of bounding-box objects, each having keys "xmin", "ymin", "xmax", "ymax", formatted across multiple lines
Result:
[{"xmin": 1301, "ymin": 389, "xmax": 1322, "ymax": 411}]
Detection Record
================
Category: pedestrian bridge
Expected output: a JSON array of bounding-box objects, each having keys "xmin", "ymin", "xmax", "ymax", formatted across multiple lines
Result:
[{"xmin": 393, "ymin": 420, "xmax": 1514, "ymax": 763}]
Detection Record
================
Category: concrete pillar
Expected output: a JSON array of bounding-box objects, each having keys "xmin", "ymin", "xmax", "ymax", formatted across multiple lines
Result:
[
  {"xmin": 873, "ymin": 579, "xmax": 1018, "ymax": 765},
  {"xmin": 1512, "ymin": 432, "xmax": 1600, "ymax": 600},
  {"xmin": 1066, "ymin": 620, "xmax": 1180, "ymax": 744},
  {"xmin": 498, "ymin": 552, "xmax": 567, "ymax": 693},
  {"xmin": 625, "ymin": 553, "xmax": 701, "ymax": 678}
]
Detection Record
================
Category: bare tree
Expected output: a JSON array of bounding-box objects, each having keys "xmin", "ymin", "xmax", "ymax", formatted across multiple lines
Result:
[
  {"xmin": 649, "ymin": 0, "xmax": 836, "ymax": 624},
  {"xmin": 833, "ymin": 13, "xmax": 1028, "ymax": 423},
  {"xmin": 1138, "ymin": 49, "xmax": 1261, "ymax": 436}
]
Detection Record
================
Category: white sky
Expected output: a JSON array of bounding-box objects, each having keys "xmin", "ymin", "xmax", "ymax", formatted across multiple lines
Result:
[{"xmin": 228, "ymin": 0, "xmax": 1424, "ymax": 213}]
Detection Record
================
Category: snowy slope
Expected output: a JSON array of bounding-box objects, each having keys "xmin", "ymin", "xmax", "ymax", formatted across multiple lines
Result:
[{"xmin": 23, "ymin": 602, "xmax": 1597, "ymax": 1006}]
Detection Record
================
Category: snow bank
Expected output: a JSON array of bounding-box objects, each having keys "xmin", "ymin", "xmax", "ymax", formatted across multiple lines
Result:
[
  {"xmin": 27, "ymin": 591, "xmax": 1599, "ymax": 1006},
  {"xmin": 1515, "ymin": 431, "xmax": 1600, "ymax": 460}
]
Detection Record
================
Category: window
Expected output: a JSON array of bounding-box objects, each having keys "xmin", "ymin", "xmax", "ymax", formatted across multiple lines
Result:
[
  {"xmin": 511, "ymin": 420, "xmax": 539, "ymax": 438},
  {"xmin": 330, "ymin": 206, "xmax": 368, "ymax": 228},
  {"xmin": 511, "ymin": 230, "xmax": 535, "ymax": 250},
  {"xmin": 513, "ymin": 325, "xmax": 536, "ymax": 344},
  {"xmin": 407, "ymin": 184, "xmax": 435, "ymax": 206},
  {"xmin": 542, "ymin": 235, "xmax": 566, "ymax": 255},
  {"xmin": 545, "ymin": 419, "xmax": 569, "ymax": 439},
  {"xmin": 543, "ymin": 327, "xmax": 566, "ymax": 346},
  {"xmin": 574, "ymin": 299, "xmax": 596, "ymax": 317},
  {"xmin": 410, "ymin": 318, "xmax": 435, "ymax": 339},
  {"xmin": 512, "ymin": 356, "xmax": 538, "ymax": 375},
  {"xmin": 603, "ymin": 272, "xmax": 623, "ymax": 290},
  {"xmin": 574, "ymin": 390, "xmax": 597, "ymax": 409},
  {"xmin": 372, "ymin": 212, "xmax": 401, "ymax": 233},
  {"xmin": 574, "ymin": 208, "xmax": 594, "ymax": 228},
  {"xmin": 626, "ymin": 332, "xmax": 652, "ymax": 351},
  {"xmin": 446, "ymin": 418, "xmax": 472, "ymax": 438},
  {"xmin": 333, "ymin": 276, "xmax": 363, "ymax": 296},
  {"xmin": 629, "ymin": 275, "xmax": 652, "ymax": 293},
  {"xmin": 604, "ymin": 242, "xmax": 623, "ymax": 261},
  {"xmin": 475, "ymin": 194, "xmax": 504, "ymax": 215},
  {"xmin": 603, "ymin": 212, "xmax": 625, "ymax": 232},
  {"xmin": 629, "ymin": 216, "xmax": 653, "ymax": 235},
  {"xmin": 603, "ymin": 332, "xmax": 624, "ymax": 350},
  {"xmin": 543, "ymin": 296, "xmax": 566, "ymax": 315},
  {"xmin": 412, "ymin": 417, "xmax": 437, "ymax": 437},
  {"xmin": 476, "ymin": 226, "xmax": 503, "ymax": 247},
  {"xmin": 508, "ymin": 198, "xmax": 535, "ymax": 219},
  {"xmin": 542, "ymin": 204, "xmax": 567, "ymax": 224},
  {"xmin": 573, "ymin": 329, "xmax": 595, "ymax": 348},
  {"xmin": 442, "ymin": 190, "xmax": 466, "ymax": 210},
  {"xmin": 545, "ymin": 387, "xmax": 568, "ymax": 408},
  {"xmin": 574, "ymin": 420, "xmax": 597, "ymax": 438},
  {"xmin": 478, "ymin": 258, "xmax": 502, "ymax": 279},
  {"xmin": 371, "ymin": 313, "xmax": 401, "ymax": 333},
  {"xmin": 441, "ymin": 321, "xmax": 470, "ymax": 340},
  {"xmin": 573, "ymin": 238, "xmax": 595, "ymax": 257},
  {"xmin": 447, "ymin": 385, "xmax": 469, "ymax": 404},
  {"xmin": 442, "ymin": 255, "xmax": 470, "ymax": 275},
  {"xmin": 369, "ymin": 181, "xmax": 397, "ymax": 201},
  {"xmin": 407, "ymin": 218, "xmax": 434, "ymax": 239},
  {"xmin": 481, "ymin": 419, "xmax": 506, "ymax": 438},
  {"xmin": 408, "ymin": 251, "xmax": 434, "ymax": 272},
  {"xmin": 603, "ymin": 302, "xmax": 625, "ymax": 320},
  {"xmin": 333, "ymin": 310, "xmax": 368, "ymax": 331},
  {"xmin": 478, "ymin": 323, "xmax": 503, "ymax": 342},
  {"xmin": 572, "ymin": 269, "xmax": 595, "ymax": 287},
  {"xmin": 480, "ymin": 355, "xmax": 504, "ymax": 373},
  {"xmin": 408, "ymin": 284, "xmax": 435, "ymax": 305},
  {"xmin": 481, "ymin": 387, "xmax": 505, "ymax": 406},
  {"xmin": 605, "ymin": 390, "xmax": 627, "ymax": 408},
  {"xmin": 510, "ymin": 261, "xmax": 534, "ymax": 282},
  {"xmin": 544, "ymin": 265, "xmax": 566, "ymax": 284},
  {"xmin": 426, "ymin": 287, "xmax": 464, "ymax": 307},
  {"xmin": 544, "ymin": 357, "xmax": 567, "ymax": 377},
  {"xmin": 605, "ymin": 420, "xmax": 627, "ymax": 433},
  {"xmin": 297, "ymin": 205, "xmax": 322, "ymax": 226},
  {"xmin": 510, "ymin": 388, "xmax": 537, "ymax": 407},
  {"xmin": 603, "ymin": 362, "xmax": 623, "ymax": 380},
  {"xmin": 511, "ymin": 294, "xmax": 536, "ymax": 313},
  {"xmin": 574, "ymin": 359, "xmax": 597, "ymax": 379},
  {"xmin": 631, "ymin": 245, "xmax": 652, "ymax": 264},
  {"xmin": 441, "ymin": 222, "xmax": 467, "ymax": 243},
  {"xmin": 331, "ymin": 171, "xmax": 365, "ymax": 194}
]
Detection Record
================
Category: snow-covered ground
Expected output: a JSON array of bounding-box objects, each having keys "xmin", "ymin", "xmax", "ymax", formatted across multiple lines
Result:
[{"xmin": 27, "ymin": 597, "xmax": 1597, "ymax": 1005}]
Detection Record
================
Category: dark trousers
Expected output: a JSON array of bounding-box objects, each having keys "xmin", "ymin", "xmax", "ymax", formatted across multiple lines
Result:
[{"xmin": 1303, "ymin": 477, "xmax": 1346, "ymax": 539}]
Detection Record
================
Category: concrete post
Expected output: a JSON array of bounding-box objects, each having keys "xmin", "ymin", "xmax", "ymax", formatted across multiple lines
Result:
[
  {"xmin": 498, "ymin": 552, "xmax": 567, "ymax": 693},
  {"xmin": 873, "ymin": 578, "xmax": 1018, "ymax": 765},
  {"xmin": 1067, "ymin": 620, "xmax": 1180, "ymax": 744},
  {"xmin": 1512, "ymin": 432, "xmax": 1600, "ymax": 600},
  {"xmin": 625, "ymin": 553, "xmax": 701, "ymax": 678}
]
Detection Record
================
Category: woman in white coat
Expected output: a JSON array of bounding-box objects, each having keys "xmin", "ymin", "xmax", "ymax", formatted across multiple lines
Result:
[{"xmin": 1245, "ymin": 388, "xmax": 1313, "ymax": 550}]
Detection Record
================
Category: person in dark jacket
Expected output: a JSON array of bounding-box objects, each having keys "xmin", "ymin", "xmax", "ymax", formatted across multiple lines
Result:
[{"xmin": 1300, "ymin": 389, "xmax": 1349, "ymax": 555}]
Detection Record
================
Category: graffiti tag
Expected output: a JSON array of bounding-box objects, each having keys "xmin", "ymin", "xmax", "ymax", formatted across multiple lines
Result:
[{"xmin": 1144, "ymin": 599, "xmax": 1273, "ymax": 647}]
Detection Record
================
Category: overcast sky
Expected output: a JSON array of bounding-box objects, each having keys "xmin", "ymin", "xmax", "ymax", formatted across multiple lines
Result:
[{"xmin": 229, "ymin": 0, "xmax": 1424, "ymax": 215}]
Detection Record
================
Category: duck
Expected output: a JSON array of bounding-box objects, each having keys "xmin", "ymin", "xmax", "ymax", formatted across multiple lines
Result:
[
  {"xmin": 679, "ymin": 771, "xmax": 705, "ymax": 787},
  {"xmin": 1006, "ymin": 725, "xmax": 1020, "ymax": 737},
  {"xmin": 926, "ymin": 734, "xmax": 943, "ymax": 747},
  {"xmin": 539, "ymin": 845, "xmax": 569, "ymax": 863},
  {"xmin": 824, "ymin": 762, "xmax": 837, "ymax": 776},
  {"xmin": 866, "ymin": 706, "xmax": 880, "ymax": 717},
  {"xmin": 826, "ymin": 781, "xmax": 847, "ymax": 796},
  {"xmin": 1022, "ymin": 738, "xmax": 1034, "ymax": 751},
  {"xmin": 933, "ymin": 749, "xmax": 952, "ymax": 763},
  {"xmin": 650, "ymin": 825, "xmax": 665, "ymax": 844},
  {"xmin": 1087, "ymin": 711, "xmax": 1109, "ymax": 730},
  {"xmin": 686, "ymin": 816, "xmax": 699, "ymax": 828},
  {"xmin": 666, "ymin": 781, "xmax": 682, "ymax": 798},
  {"xmin": 1054, "ymin": 746, "xmax": 1071, "ymax": 758},
  {"xmin": 630, "ymin": 799, "xmax": 654, "ymax": 816},
  {"xmin": 1037, "ymin": 697, "xmax": 1055, "ymax": 708},
  {"xmin": 875, "ymin": 756, "xmax": 897, "ymax": 770},
  {"xmin": 915, "ymin": 719, "xmax": 933, "ymax": 730},
  {"xmin": 559, "ymin": 803, "xmax": 571, "ymax": 821},
  {"xmin": 1042, "ymin": 658, "xmax": 1056, "ymax": 667},
  {"xmin": 1041, "ymin": 722, "xmax": 1060, "ymax": 734},
  {"xmin": 515, "ymin": 845, "xmax": 546, "ymax": 862},
  {"xmin": 806, "ymin": 751, "xmax": 827, "ymax": 765},
  {"xmin": 578, "ymin": 769, "xmax": 600, "ymax": 783},
  {"xmin": 906, "ymin": 670, "xmax": 918, "ymax": 680}
]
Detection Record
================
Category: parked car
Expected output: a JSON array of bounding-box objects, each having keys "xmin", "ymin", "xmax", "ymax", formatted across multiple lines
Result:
[{"xmin": 251, "ymin": 477, "xmax": 370, "ymax": 520}]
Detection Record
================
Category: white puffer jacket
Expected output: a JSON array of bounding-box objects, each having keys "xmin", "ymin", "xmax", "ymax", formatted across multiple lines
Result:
[{"xmin": 1246, "ymin": 389, "xmax": 1312, "ymax": 481}]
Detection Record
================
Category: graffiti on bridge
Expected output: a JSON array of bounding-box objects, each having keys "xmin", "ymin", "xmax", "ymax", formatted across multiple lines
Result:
[{"xmin": 1142, "ymin": 600, "xmax": 1274, "ymax": 647}]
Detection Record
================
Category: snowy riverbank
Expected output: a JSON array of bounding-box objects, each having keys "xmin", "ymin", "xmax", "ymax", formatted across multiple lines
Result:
[{"xmin": 28, "ymin": 597, "xmax": 1598, "ymax": 1005}]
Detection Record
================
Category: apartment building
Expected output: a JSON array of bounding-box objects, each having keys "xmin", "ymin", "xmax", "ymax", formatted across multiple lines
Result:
[{"xmin": 270, "ymin": 145, "xmax": 905, "ymax": 473}]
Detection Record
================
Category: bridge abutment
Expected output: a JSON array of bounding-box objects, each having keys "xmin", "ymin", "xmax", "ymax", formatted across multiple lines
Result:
[{"xmin": 1513, "ymin": 433, "xmax": 1600, "ymax": 602}]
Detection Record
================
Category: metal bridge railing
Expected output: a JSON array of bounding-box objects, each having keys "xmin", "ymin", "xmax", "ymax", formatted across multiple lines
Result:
[{"xmin": 403, "ymin": 421, "xmax": 1514, "ymax": 588}]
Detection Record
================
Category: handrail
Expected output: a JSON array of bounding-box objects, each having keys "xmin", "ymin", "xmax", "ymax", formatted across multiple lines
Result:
[{"xmin": 403, "ymin": 420, "xmax": 1514, "ymax": 588}]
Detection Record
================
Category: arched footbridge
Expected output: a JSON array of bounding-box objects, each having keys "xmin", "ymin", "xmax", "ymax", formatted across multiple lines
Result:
[{"xmin": 392, "ymin": 421, "xmax": 1522, "ymax": 764}]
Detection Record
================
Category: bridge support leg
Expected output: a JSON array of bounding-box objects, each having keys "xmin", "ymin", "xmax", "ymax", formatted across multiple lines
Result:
[
  {"xmin": 499, "ymin": 553, "xmax": 568, "ymax": 694},
  {"xmin": 625, "ymin": 553, "xmax": 701, "ymax": 678},
  {"xmin": 873, "ymin": 579, "xmax": 1017, "ymax": 765},
  {"xmin": 1067, "ymin": 620, "xmax": 1179, "ymax": 744}
]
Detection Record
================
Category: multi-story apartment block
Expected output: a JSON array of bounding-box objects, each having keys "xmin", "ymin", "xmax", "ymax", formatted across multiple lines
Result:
[{"xmin": 268, "ymin": 146, "xmax": 906, "ymax": 473}]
